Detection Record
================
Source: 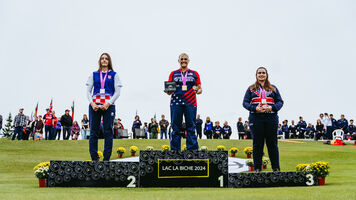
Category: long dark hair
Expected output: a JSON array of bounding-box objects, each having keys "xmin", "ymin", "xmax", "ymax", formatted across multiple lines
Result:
[
  {"xmin": 98, "ymin": 53, "xmax": 114, "ymax": 71},
  {"xmin": 249, "ymin": 67, "xmax": 276, "ymax": 92}
]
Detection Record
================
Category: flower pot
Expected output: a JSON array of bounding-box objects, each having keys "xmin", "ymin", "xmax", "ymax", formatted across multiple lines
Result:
[
  {"xmin": 263, "ymin": 164, "xmax": 267, "ymax": 169},
  {"xmin": 118, "ymin": 154, "xmax": 123, "ymax": 158},
  {"xmin": 248, "ymin": 166, "xmax": 254, "ymax": 171},
  {"xmin": 38, "ymin": 178, "xmax": 46, "ymax": 187},
  {"xmin": 318, "ymin": 177, "xmax": 325, "ymax": 185},
  {"xmin": 131, "ymin": 152, "xmax": 136, "ymax": 156},
  {"xmin": 231, "ymin": 153, "xmax": 236, "ymax": 157},
  {"xmin": 247, "ymin": 154, "xmax": 251, "ymax": 158}
]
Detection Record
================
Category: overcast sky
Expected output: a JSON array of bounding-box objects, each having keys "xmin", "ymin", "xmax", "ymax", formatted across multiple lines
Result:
[{"xmin": 1, "ymin": 0, "xmax": 355, "ymax": 138}]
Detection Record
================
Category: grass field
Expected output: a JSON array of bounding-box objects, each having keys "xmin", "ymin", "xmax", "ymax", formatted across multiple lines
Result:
[{"xmin": 0, "ymin": 138, "xmax": 355, "ymax": 200}]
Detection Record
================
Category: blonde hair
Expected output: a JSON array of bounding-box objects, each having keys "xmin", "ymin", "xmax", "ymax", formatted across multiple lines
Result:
[{"xmin": 178, "ymin": 53, "xmax": 189, "ymax": 60}]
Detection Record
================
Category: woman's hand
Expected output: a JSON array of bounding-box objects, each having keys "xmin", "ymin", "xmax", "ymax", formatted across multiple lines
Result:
[
  {"xmin": 256, "ymin": 107, "xmax": 265, "ymax": 113},
  {"xmin": 265, "ymin": 105, "xmax": 273, "ymax": 112},
  {"xmin": 100, "ymin": 102, "xmax": 111, "ymax": 111},
  {"xmin": 91, "ymin": 102, "xmax": 99, "ymax": 111},
  {"xmin": 164, "ymin": 90, "xmax": 174, "ymax": 95}
]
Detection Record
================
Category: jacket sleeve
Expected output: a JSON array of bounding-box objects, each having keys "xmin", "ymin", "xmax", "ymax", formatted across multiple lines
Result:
[
  {"xmin": 242, "ymin": 88, "xmax": 257, "ymax": 112},
  {"xmin": 271, "ymin": 86, "xmax": 284, "ymax": 112}
]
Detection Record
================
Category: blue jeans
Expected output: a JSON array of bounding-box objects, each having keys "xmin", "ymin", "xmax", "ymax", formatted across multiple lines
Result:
[
  {"xmin": 89, "ymin": 105, "xmax": 115, "ymax": 161},
  {"xmin": 170, "ymin": 104, "xmax": 199, "ymax": 150},
  {"xmin": 12, "ymin": 127, "xmax": 23, "ymax": 140},
  {"xmin": 160, "ymin": 129, "xmax": 168, "ymax": 139},
  {"xmin": 44, "ymin": 125, "xmax": 53, "ymax": 140}
]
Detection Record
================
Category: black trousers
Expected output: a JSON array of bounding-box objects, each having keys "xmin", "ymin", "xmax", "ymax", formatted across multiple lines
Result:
[
  {"xmin": 205, "ymin": 130, "xmax": 212, "ymax": 139},
  {"xmin": 249, "ymin": 113, "xmax": 280, "ymax": 171},
  {"xmin": 196, "ymin": 128, "xmax": 202, "ymax": 139}
]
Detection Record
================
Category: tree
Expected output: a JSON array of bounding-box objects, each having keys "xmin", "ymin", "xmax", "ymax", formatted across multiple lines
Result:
[{"xmin": 2, "ymin": 113, "xmax": 13, "ymax": 138}]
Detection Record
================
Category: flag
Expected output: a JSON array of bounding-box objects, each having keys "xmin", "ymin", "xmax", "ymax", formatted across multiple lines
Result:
[
  {"xmin": 34, "ymin": 102, "xmax": 38, "ymax": 117},
  {"xmin": 71, "ymin": 101, "xmax": 74, "ymax": 121},
  {"xmin": 49, "ymin": 98, "xmax": 53, "ymax": 113},
  {"xmin": 154, "ymin": 113, "xmax": 156, "ymax": 120}
]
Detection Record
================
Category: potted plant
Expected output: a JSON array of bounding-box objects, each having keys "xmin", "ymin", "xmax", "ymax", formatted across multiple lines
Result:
[
  {"xmin": 200, "ymin": 146, "xmax": 208, "ymax": 151},
  {"xmin": 33, "ymin": 162, "xmax": 50, "ymax": 187},
  {"xmin": 146, "ymin": 146, "xmax": 154, "ymax": 151},
  {"xmin": 243, "ymin": 147, "xmax": 253, "ymax": 158},
  {"xmin": 182, "ymin": 145, "xmax": 187, "ymax": 151},
  {"xmin": 97, "ymin": 151, "xmax": 103, "ymax": 160},
  {"xmin": 116, "ymin": 147, "xmax": 126, "ymax": 158},
  {"xmin": 246, "ymin": 159, "xmax": 254, "ymax": 171},
  {"xmin": 217, "ymin": 145, "xmax": 226, "ymax": 151},
  {"xmin": 308, "ymin": 161, "xmax": 330, "ymax": 185},
  {"xmin": 130, "ymin": 146, "xmax": 139, "ymax": 156},
  {"xmin": 262, "ymin": 157, "xmax": 270, "ymax": 169},
  {"xmin": 229, "ymin": 147, "xmax": 239, "ymax": 157},
  {"xmin": 161, "ymin": 145, "xmax": 170, "ymax": 151},
  {"xmin": 296, "ymin": 163, "xmax": 309, "ymax": 172}
]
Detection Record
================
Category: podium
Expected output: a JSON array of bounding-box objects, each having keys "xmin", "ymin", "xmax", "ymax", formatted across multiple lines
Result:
[{"xmin": 139, "ymin": 150, "xmax": 228, "ymax": 187}]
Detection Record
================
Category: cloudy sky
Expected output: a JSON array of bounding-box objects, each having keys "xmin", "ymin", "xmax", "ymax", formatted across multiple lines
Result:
[{"xmin": 1, "ymin": 0, "xmax": 355, "ymax": 138}]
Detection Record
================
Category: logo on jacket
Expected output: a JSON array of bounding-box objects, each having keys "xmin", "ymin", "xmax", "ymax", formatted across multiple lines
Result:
[{"xmin": 108, "ymin": 75, "xmax": 112, "ymax": 79}]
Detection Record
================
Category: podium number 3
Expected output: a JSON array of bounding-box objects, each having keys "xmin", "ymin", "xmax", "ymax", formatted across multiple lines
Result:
[
  {"xmin": 218, "ymin": 176, "xmax": 223, "ymax": 187},
  {"xmin": 127, "ymin": 176, "xmax": 136, "ymax": 187},
  {"xmin": 305, "ymin": 174, "xmax": 314, "ymax": 186}
]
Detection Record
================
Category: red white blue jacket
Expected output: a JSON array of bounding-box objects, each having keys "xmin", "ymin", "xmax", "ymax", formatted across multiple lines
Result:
[{"xmin": 243, "ymin": 85, "xmax": 283, "ymax": 114}]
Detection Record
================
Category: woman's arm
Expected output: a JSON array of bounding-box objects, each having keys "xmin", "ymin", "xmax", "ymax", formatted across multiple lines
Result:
[
  {"xmin": 271, "ymin": 86, "xmax": 284, "ymax": 112},
  {"xmin": 242, "ymin": 88, "xmax": 257, "ymax": 112},
  {"xmin": 108, "ymin": 73, "xmax": 123, "ymax": 105}
]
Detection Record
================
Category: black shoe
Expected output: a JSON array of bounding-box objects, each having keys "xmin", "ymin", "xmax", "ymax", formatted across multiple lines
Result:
[
  {"xmin": 273, "ymin": 168, "xmax": 280, "ymax": 172},
  {"xmin": 255, "ymin": 168, "xmax": 261, "ymax": 173}
]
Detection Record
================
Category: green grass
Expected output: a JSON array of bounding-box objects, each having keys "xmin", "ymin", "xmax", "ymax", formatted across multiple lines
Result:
[{"xmin": 0, "ymin": 138, "xmax": 355, "ymax": 200}]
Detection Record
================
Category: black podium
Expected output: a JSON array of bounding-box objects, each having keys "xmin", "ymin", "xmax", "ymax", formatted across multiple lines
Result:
[{"xmin": 139, "ymin": 150, "xmax": 228, "ymax": 187}]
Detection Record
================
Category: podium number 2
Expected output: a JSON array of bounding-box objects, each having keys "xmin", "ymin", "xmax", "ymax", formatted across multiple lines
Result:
[
  {"xmin": 218, "ymin": 176, "xmax": 223, "ymax": 187},
  {"xmin": 305, "ymin": 174, "xmax": 314, "ymax": 186},
  {"xmin": 127, "ymin": 176, "xmax": 136, "ymax": 187}
]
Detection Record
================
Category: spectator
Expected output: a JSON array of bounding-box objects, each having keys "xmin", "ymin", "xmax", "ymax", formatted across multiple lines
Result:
[
  {"xmin": 148, "ymin": 118, "xmax": 158, "ymax": 139},
  {"xmin": 212, "ymin": 121, "xmax": 223, "ymax": 139},
  {"xmin": 51, "ymin": 111, "xmax": 58, "ymax": 140},
  {"xmin": 35, "ymin": 115, "xmax": 44, "ymax": 136},
  {"xmin": 337, "ymin": 114, "xmax": 348, "ymax": 135},
  {"xmin": 71, "ymin": 121, "xmax": 80, "ymax": 140},
  {"xmin": 306, "ymin": 123, "xmax": 316, "ymax": 139},
  {"xmin": 61, "ymin": 109, "xmax": 73, "ymax": 140},
  {"xmin": 159, "ymin": 114, "xmax": 169, "ymax": 139},
  {"xmin": 22, "ymin": 116, "xmax": 31, "ymax": 140},
  {"xmin": 204, "ymin": 117, "xmax": 213, "ymax": 139},
  {"xmin": 237, "ymin": 117, "xmax": 245, "ymax": 140},
  {"xmin": 315, "ymin": 119, "xmax": 324, "ymax": 140},
  {"xmin": 244, "ymin": 121, "xmax": 251, "ymax": 139},
  {"xmin": 143, "ymin": 122, "xmax": 149, "ymax": 139},
  {"xmin": 43, "ymin": 108, "xmax": 54, "ymax": 140},
  {"xmin": 81, "ymin": 114, "xmax": 89, "ymax": 140},
  {"xmin": 12, "ymin": 108, "xmax": 26, "ymax": 140},
  {"xmin": 29, "ymin": 116, "xmax": 38, "ymax": 140},
  {"xmin": 297, "ymin": 116, "xmax": 307, "ymax": 139},
  {"xmin": 277, "ymin": 124, "xmax": 283, "ymax": 136},
  {"xmin": 330, "ymin": 114, "xmax": 338, "ymax": 136},
  {"xmin": 132, "ymin": 115, "xmax": 142, "ymax": 139},
  {"xmin": 55, "ymin": 117, "xmax": 62, "ymax": 140},
  {"xmin": 282, "ymin": 120, "xmax": 289, "ymax": 139},
  {"xmin": 323, "ymin": 113, "xmax": 333, "ymax": 140},
  {"xmin": 222, "ymin": 121, "xmax": 232, "ymax": 139},
  {"xmin": 348, "ymin": 119, "xmax": 356, "ymax": 140},
  {"xmin": 196, "ymin": 114, "xmax": 203, "ymax": 139},
  {"xmin": 289, "ymin": 120, "xmax": 297, "ymax": 139}
]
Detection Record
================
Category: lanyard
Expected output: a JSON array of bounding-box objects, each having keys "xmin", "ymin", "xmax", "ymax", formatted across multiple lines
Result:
[
  {"xmin": 260, "ymin": 87, "xmax": 266, "ymax": 99},
  {"xmin": 181, "ymin": 71, "xmax": 188, "ymax": 86},
  {"xmin": 100, "ymin": 70, "xmax": 109, "ymax": 89}
]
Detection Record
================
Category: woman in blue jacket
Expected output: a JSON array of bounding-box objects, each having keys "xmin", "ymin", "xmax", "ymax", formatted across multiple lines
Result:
[{"xmin": 243, "ymin": 67, "xmax": 283, "ymax": 172}]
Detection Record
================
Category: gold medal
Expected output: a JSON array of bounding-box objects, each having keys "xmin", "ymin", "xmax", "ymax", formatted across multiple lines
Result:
[{"xmin": 182, "ymin": 85, "xmax": 187, "ymax": 91}]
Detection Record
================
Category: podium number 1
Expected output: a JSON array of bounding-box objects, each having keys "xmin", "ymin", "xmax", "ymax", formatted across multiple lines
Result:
[
  {"xmin": 127, "ymin": 176, "xmax": 136, "ymax": 187},
  {"xmin": 218, "ymin": 176, "xmax": 223, "ymax": 187}
]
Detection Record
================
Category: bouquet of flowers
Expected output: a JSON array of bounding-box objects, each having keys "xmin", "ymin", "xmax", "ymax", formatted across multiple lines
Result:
[
  {"xmin": 161, "ymin": 145, "xmax": 170, "ymax": 151},
  {"xmin": 116, "ymin": 147, "xmax": 126, "ymax": 158},
  {"xmin": 216, "ymin": 145, "xmax": 226, "ymax": 151},
  {"xmin": 229, "ymin": 147, "xmax": 239, "ymax": 157},
  {"xmin": 146, "ymin": 146, "xmax": 154, "ymax": 151},
  {"xmin": 200, "ymin": 146, "xmax": 208, "ymax": 151},
  {"xmin": 182, "ymin": 145, "xmax": 187, "ymax": 151},
  {"xmin": 97, "ymin": 151, "xmax": 103, "ymax": 159},
  {"xmin": 243, "ymin": 147, "xmax": 253, "ymax": 158},
  {"xmin": 307, "ymin": 161, "xmax": 330, "ymax": 178},
  {"xmin": 130, "ymin": 146, "xmax": 139, "ymax": 156}
]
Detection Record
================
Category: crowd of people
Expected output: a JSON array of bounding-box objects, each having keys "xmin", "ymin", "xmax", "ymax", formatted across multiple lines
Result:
[{"xmin": 1, "ymin": 108, "xmax": 355, "ymax": 141}]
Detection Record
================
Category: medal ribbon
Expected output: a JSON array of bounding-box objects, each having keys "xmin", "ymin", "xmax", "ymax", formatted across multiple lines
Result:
[
  {"xmin": 181, "ymin": 71, "xmax": 188, "ymax": 86},
  {"xmin": 100, "ymin": 70, "xmax": 109, "ymax": 89},
  {"xmin": 260, "ymin": 87, "xmax": 266, "ymax": 99}
]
